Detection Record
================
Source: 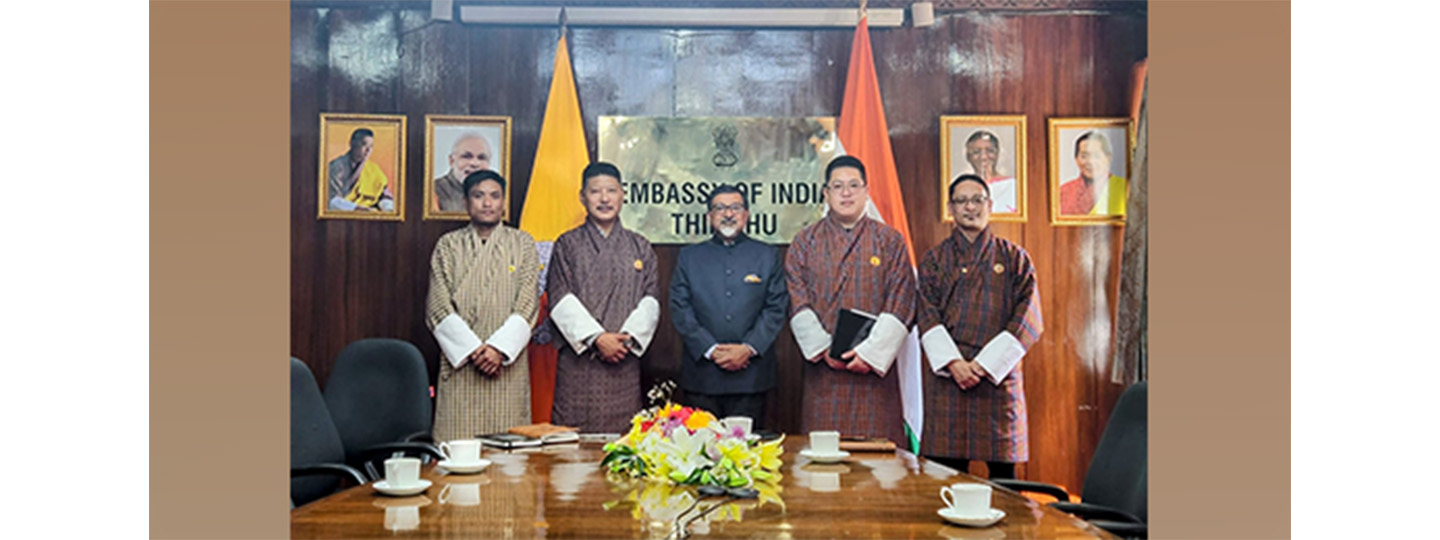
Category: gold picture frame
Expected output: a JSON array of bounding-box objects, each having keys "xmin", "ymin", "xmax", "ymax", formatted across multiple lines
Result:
[
  {"xmin": 940, "ymin": 115, "xmax": 1028, "ymax": 223},
  {"xmin": 423, "ymin": 115, "xmax": 513, "ymax": 221},
  {"xmin": 1048, "ymin": 117, "xmax": 1132, "ymax": 226},
  {"xmin": 317, "ymin": 113, "xmax": 407, "ymax": 221}
]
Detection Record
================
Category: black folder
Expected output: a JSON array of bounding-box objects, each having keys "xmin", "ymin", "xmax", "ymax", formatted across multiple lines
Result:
[
  {"xmin": 829, "ymin": 308, "xmax": 877, "ymax": 359},
  {"xmin": 476, "ymin": 433, "xmax": 542, "ymax": 449}
]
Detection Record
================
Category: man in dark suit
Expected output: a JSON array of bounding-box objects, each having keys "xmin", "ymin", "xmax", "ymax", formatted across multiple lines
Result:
[{"xmin": 669, "ymin": 184, "xmax": 789, "ymax": 427}]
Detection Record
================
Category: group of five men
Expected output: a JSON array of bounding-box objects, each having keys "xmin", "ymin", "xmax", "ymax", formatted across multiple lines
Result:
[{"xmin": 423, "ymin": 156, "xmax": 1043, "ymax": 478}]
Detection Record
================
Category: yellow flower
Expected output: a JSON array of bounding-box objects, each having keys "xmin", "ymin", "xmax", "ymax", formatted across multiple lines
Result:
[
  {"xmin": 717, "ymin": 439, "xmax": 754, "ymax": 468},
  {"xmin": 757, "ymin": 435, "xmax": 786, "ymax": 471},
  {"xmin": 685, "ymin": 410, "xmax": 718, "ymax": 431}
]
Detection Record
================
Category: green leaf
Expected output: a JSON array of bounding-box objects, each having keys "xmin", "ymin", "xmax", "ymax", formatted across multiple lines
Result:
[{"xmin": 600, "ymin": 452, "xmax": 621, "ymax": 467}]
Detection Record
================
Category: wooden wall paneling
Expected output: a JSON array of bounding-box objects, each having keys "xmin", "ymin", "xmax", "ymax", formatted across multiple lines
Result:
[{"xmin": 291, "ymin": 7, "xmax": 325, "ymax": 383}]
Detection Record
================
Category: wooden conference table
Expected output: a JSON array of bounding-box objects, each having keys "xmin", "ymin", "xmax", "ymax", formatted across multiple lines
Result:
[{"xmin": 291, "ymin": 437, "xmax": 1115, "ymax": 539}]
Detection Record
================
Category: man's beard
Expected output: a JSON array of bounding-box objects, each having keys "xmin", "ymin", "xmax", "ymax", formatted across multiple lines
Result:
[{"xmin": 716, "ymin": 224, "xmax": 740, "ymax": 238}]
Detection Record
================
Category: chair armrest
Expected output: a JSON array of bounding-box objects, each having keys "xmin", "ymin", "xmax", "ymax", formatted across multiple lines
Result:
[
  {"xmin": 992, "ymin": 479, "xmax": 1071, "ymax": 503},
  {"xmin": 352, "ymin": 442, "xmax": 446, "ymax": 480},
  {"xmin": 1087, "ymin": 519, "xmax": 1147, "ymax": 539},
  {"xmin": 355, "ymin": 441, "xmax": 446, "ymax": 462},
  {"xmin": 1050, "ymin": 501, "xmax": 1145, "ymax": 524},
  {"xmin": 402, "ymin": 430, "xmax": 434, "ymax": 443},
  {"xmin": 291, "ymin": 463, "xmax": 368, "ymax": 485}
]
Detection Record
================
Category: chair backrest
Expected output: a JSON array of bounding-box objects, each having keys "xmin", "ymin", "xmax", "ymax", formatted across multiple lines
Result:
[
  {"xmin": 323, "ymin": 339, "xmax": 433, "ymax": 463},
  {"xmin": 290, "ymin": 357, "xmax": 347, "ymax": 506},
  {"xmin": 1081, "ymin": 381, "xmax": 1147, "ymax": 522}
]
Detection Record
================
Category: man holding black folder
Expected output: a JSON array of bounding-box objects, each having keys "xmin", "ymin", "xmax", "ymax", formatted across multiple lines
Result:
[
  {"xmin": 785, "ymin": 156, "xmax": 917, "ymax": 446},
  {"xmin": 916, "ymin": 174, "xmax": 1044, "ymax": 479},
  {"xmin": 670, "ymin": 185, "xmax": 788, "ymax": 427}
]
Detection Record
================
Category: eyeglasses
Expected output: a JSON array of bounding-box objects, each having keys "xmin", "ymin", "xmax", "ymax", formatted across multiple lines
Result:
[
  {"xmin": 950, "ymin": 196, "xmax": 990, "ymax": 207},
  {"xmin": 826, "ymin": 181, "xmax": 866, "ymax": 192},
  {"xmin": 709, "ymin": 203, "xmax": 747, "ymax": 213}
]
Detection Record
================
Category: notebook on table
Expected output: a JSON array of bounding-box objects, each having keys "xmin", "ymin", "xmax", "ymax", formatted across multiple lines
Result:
[
  {"xmin": 838, "ymin": 436, "xmax": 897, "ymax": 453},
  {"xmin": 478, "ymin": 423, "xmax": 580, "ymax": 449}
]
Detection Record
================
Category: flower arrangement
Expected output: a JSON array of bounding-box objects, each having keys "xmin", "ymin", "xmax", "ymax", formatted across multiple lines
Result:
[{"xmin": 601, "ymin": 384, "xmax": 784, "ymax": 488}]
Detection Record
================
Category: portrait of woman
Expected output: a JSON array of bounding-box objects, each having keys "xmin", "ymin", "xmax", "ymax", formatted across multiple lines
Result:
[
  {"xmin": 1049, "ymin": 118, "xmax": 1130, "ymax": 226},
  {"xmin": 941, "ymin": 115, "xmax": 1027, "ymax": 222}
]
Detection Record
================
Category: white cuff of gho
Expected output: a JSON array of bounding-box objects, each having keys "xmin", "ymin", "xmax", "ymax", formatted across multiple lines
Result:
[
  {"xmin": 921, "ymin": 324, "xmax": 964, "ymax": 376},
  {"xmin": 790, "ymin": 309, "xmax": 832, "ymax": 361},
  {"xmin": 434, "ymin": 313, "xmax": 482, "ymax": 369}
]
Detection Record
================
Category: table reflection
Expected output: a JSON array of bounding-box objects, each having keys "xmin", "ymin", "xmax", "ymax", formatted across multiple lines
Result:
[
  {"xmin": 602, "ymin": 477, "xmax": 786, "ymax": 536},
  {"xmin": 370, "ymin": 495, "xmax": 429, "ymax": 532}
]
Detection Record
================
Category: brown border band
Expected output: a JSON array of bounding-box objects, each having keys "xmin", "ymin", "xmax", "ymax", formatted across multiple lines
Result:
[
  {"xmin": 152, "ymin": 1, "xmax": 289, "ymax": 538},
  {"xmin": 149, "ymin": 1, "xmax": 1290, "ymax": 538},
  {"xmin": 1149, "ymin": 1, "xmax": 1291, "ymax": 538}
]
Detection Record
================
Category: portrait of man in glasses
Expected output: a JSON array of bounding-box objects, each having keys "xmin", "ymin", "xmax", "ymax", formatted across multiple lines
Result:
[{"xmin": 669, "ymin": 184, "xmax": 789, "ymax": 427}]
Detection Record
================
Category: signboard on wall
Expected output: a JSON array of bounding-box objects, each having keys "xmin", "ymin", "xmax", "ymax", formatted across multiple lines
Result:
[{"xmin": 598, "ymin": 116, "xmax": 840, "ymax": 244}]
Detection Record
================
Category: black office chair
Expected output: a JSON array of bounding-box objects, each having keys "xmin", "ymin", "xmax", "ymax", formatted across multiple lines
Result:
[
  {"xmin": 290, "ymin": 357, "xmax": 367, "ymax": 507},
  {"xmin": 322, "ymin": 339, "xmax": 443, "ymax": 480},
  {"xmin": 995, "ymin": 381, "xmax": 1147, "ymax": 539}
]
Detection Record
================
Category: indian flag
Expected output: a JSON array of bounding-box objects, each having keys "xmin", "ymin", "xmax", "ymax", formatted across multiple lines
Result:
[{"xmin": 834, "ymin": 15, "xmax": 925, "ymax": 454}]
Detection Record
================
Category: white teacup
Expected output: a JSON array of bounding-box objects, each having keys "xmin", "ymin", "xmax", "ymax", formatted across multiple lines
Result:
[
  {"xmin": 940, "ymin": 483, "xmax": 992, "ymax": 517},
  {"xmin": 722, "ymin": 416, "xmax": 753, "ymax": 438},
  {"xmin": 384, "ymin": 506, "xmax": 420, "ymax": 531},
  {"xmin": 809, "ymin": 431, "xmax": 841, "ymax": 454},
  {"xmin": 439, "ymin": 439, "xmax": 483, "ymax": 465},
  {"xmin": 384, "ymin": 457, "xmax": 422, "ymax": 488},
  {"xmin": 438, "ymin": 482, "xmax": 481, "ymax": 507}
]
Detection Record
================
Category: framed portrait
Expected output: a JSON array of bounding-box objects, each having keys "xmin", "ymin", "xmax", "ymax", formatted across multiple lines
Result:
[
  {"xmin": 1048, "ymin": 118, "xmax": 1132, "ymax": 226},
  {"xmin": 317, "ymin": 113, "xmax": 407, "ymax": 221},
  {"xmin": 424, "ymin": 115, "xmax": 513, "ymax": 221},
  {"xmin": 940, "ymin": 115, "xmax": 1028, "ymax": 222}
]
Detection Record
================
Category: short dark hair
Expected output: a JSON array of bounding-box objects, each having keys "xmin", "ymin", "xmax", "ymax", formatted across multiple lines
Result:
[
  {"xmin": 463, "ymin": 169, "xmax": 506, "ymax": 196},
  {"xmin": 581, "ymin": 161, "xmax": 623, "ymax": 190},
  {"xmin": 707, "ymin": 184, "xmax": 748, "ymax": 210},
  {"xmin": 1074, "ymin": 131, "xmax": 1112, "ymax": 158},
  {"xmin": 349, "ymin": 128, "xmax": 374, "ymax": 146},
  {"xmin": 948, "ymin": 174, "xmax": 990, "ymax": 200},
  {"xmin": 825, "ymin": 155, "xmax": 867, "ymax": 184}
]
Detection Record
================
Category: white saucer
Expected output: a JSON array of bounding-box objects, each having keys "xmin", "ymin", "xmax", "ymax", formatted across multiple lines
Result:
[
  {"xmin": 439, "ymin": 458, "xmax": 492, "ymax": 474},
  {"xmin": 799, "ymin": 448, "xmax": 851, "ymax": 463},
  {"xmin": 938, "ymin": 507, "xmax": 1005, "ymax": 527},
  {"xmin": 373, "ymin": 479, "xmax": 432, "ymax": 497}
]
